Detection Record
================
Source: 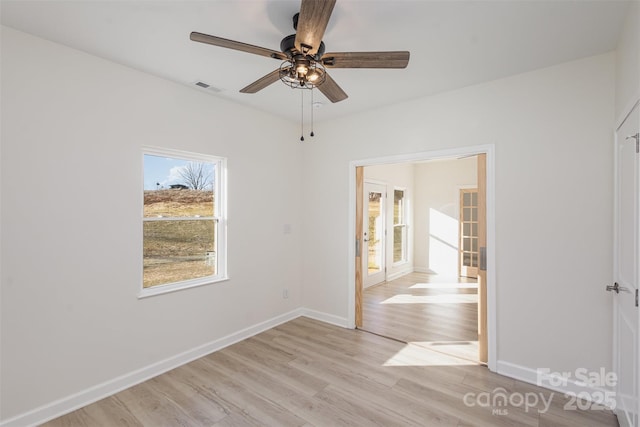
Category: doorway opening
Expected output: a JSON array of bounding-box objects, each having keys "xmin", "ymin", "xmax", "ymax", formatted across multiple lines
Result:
[{"xmin": 350, "ymin": 146, "xmax": 495, "ymax": 369}]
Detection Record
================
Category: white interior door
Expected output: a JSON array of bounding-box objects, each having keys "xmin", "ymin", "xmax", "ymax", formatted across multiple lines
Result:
[
  {"xmin": 613, "ymin": 101, "xmax": 640, "ymax": 427},
  {"xmin": 363, "ymin": 182, "xmax": 386, "ymax": 288}
]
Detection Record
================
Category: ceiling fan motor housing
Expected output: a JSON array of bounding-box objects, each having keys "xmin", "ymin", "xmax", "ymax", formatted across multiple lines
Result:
[{"xmin": 280, "ymin": 34, "xmax": 325, "ymax": 60}]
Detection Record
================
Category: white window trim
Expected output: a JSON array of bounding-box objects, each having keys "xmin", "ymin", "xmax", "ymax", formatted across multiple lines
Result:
[
  {"xmin": 139, "ymin": 146, "xmax": 228, "ymax": 299},
  {"xmin": 392, "ymin": 187, "xmax": 408, "ymax": 266}
]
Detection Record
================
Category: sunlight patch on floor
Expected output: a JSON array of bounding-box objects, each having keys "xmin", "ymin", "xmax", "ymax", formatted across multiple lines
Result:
[
  {"xmin": 381, "ymin": 293, "xmax": 478, "ymax": 304},
  {"xmin": 383, "ymin": 341, "xmax": 479, "ymax": 367},
  {"xmin": 410, "ymin": 282, "xmax": 478, "ymax": 289}
]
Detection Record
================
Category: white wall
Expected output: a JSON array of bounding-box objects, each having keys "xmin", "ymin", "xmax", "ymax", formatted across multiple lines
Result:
[
  {"xmin": 615, "ymin": 0, "xmax": 640, "ymax": 119},
  {"xmin": 0, "ymin": 27, "xmax": 303, "ymax": 422},
  {"xmin": 302, "ymin": 53, "xmax": 615, "ymax": 376},
  {"xmin": 363, "ymin": 163, "xmax": 414, "ymax": 281},
  {"xmin": 413, "ymin": 158, "xmax": 477, "ymax": 277}
]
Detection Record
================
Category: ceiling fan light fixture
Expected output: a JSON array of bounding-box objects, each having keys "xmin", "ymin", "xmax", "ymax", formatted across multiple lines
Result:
[
  {"xmin": 307, "ymin": 69, "xmax": 322, "ymax": 82},
  {"xmin": 295, "ymin": 58, "xmax": 310, "ymax": 76},
  {"xmin": 279, "ymin": 60, "xmax": 326, "ymax": 89}
]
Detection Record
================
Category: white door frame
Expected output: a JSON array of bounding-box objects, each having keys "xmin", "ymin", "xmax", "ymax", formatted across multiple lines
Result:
[{"xmin": 347, "ymin": 144, "xmax": 497, "ymax": 372}]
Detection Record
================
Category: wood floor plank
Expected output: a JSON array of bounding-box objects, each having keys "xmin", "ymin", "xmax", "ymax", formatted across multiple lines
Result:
[
  {"xmin": 181, "ymin": 359, "xmax": 306, "ymax": 427},
  {"xmin": 314, "ymin": 384, "xmax": 425, "ymax": 427},
  {"xmin": 393, "ymin": 377, "xmax": 539, "ymax": 427},
  {"xmin": 111, "ymin": 380, "xmax": 205, "ymax": 427},
  {"xmin": 41, "ymin": 408, "xmax": 97, "ymax": 427},
  {"xmin": 210, "ymin": 411, "xmax": 265, "ymax": 427},
  {"xmin": 147, "ymin": 370, "xmax": 229, "ymax": 425},
  {"xmin": 539, "ymin": 395, "xmax": 619, "ymax": 427},
  {"xmin": 79, "ymin": 395, "xmax": 144, "ymax": 427},
  {"xmin": 288, "ymin": 355, "xmax": 465, "ymax": 426},
  {"xmin": 200, "ymin": 346, "xmax": 378, "ymax": 426},
  {"xmin": 224, "ymin": 338, "xmax": 329, "ymax": 397}
]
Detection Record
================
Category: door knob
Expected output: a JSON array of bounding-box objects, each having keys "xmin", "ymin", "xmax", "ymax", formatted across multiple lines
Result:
[{"xmin": 606, "ymin": 282, "xmax": 630, "ymax": 294}]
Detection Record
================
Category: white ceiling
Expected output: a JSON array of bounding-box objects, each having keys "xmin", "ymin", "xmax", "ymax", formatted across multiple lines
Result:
[{"xmin": 0, "ymin": 0, "xmax": 631, "ymax": 123}]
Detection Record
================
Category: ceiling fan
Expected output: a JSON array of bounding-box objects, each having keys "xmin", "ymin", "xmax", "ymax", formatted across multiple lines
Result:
[{"xmin": 190, "ymin": 0, "xmax": 410, "ymax": 103}]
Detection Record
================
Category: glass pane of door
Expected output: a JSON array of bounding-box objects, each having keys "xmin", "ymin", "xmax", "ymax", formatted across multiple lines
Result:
[
  {"xmin": 367, "ymin": 191, "xmax": 383, "ymax": 274},
  {"xmin": 460, "ymin": 188, "xmax": 479, "ymax": 278},
  {"xmin": 363, "ymin": 181, "xmax": 386, "ymax": 288}
]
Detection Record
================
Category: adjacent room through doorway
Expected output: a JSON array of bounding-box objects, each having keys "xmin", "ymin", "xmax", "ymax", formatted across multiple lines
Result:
[{"xmin": 355, "ymin": 152, "xmax": 489, "ymax": 364}]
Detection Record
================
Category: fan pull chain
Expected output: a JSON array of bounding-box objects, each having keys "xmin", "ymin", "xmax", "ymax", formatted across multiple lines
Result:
[
  {"xmin": 310, "ymin": 89, "xmax": 315, "ymax": 138},
  {"xmin": 300, "ymin": 90, "xmax": 305, "ymax": 142}
]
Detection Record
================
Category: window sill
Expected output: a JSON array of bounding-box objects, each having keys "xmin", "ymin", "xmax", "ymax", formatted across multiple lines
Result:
[{"xmin": 138, "ymin": 275, "xmax": 229, "ymax": 299}]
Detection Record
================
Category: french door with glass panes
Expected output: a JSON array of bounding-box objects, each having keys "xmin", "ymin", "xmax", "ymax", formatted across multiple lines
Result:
[
  {"xmin": 459, "ymin": 188, "xmax": 479, "ymax": 279},
  {"xmin": 363, "ymin": 182, "xmax": 386, "ymax": 287}
]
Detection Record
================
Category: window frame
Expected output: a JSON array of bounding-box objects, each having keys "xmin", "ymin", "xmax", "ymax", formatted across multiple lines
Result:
[
  {"xmin": 139, "ymin": 146, "xmax": 228, "ymax": 298},
  {"xmin": 392, "ymin": 187, "xmax": 408, "ymax": 265}
]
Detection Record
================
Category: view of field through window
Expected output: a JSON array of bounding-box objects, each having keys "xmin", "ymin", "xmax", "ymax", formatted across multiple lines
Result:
[{"xmin": 143, "ymin": 154, "xmax": 216, "ymax": 288}]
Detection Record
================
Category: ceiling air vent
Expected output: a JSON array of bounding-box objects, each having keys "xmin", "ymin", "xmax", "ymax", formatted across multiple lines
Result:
[{"xmin": 192, "ymin": 81, "xmax": 223, "ymax": 93}]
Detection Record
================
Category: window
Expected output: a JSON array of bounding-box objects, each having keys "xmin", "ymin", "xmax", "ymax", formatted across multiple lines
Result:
[
  {"xmin": 141, "ymin": 147, "xmax": 227, "ymax": 297},
  {"xmin": 393, "ymin": 189, "xmax": 407, "ymax": 264},
  {"xmin": 459, "ymin": 188, "xmax": 479, "ymax": 278}
]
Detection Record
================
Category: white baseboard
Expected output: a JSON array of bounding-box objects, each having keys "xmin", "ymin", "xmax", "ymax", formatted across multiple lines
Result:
[
  {"xmin": 387, "ymin": 269, "xmax": 412, "ymax": 281},
  {"xmin": 300, "ymin": 308, "xmax": 351, "ymax": 328},
  {"xmin": 413, "ymin": 267, "xmax": 436, "ymax": 274},
  {"xmin": 0, "ymin": 309, "xmax": 305, "ymax": 427},
  {"xmin": 496, "ymin": 360, "xmax": 614, "ymax": 409}
]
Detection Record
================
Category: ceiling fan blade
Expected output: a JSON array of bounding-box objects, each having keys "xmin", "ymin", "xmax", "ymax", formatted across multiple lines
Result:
[
  {"xmin": 316, "ymin": 72, "xmax": 348, "ymax": 103},
  {"xmin": 190, "ymin": 32, "xmax": 287, "ymax": 60},
  {"xmin": 322, "ymin": 51, "xmax": 410, "ymax": 69},
  {"xmin": 295, "ymin": 0, "xmax": 336, "ymax": 56},
  {"xmin": 239, "ymin": 69, "xmax": 282, "ymax": 94}
]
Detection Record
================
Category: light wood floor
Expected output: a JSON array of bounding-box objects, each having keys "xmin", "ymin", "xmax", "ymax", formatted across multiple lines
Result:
[
  {"xmin": 43, "ymin": 317, "xmax": 617, "ymax": 426},
  {"xmin": 362, "ymin": 272, "xmax": 480, "ymax": 362}
]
